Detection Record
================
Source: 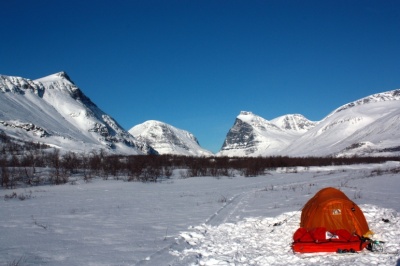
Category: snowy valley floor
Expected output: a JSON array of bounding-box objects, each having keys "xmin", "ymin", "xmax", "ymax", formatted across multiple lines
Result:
[{"xmin": 1, "ymin": 162, "xmax": 400, "ymax": 265}]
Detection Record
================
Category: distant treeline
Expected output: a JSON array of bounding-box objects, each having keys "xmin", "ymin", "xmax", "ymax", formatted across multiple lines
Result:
[{"xmin": 1, "ymin": 130, "xmax": 399, "ymax": 188}]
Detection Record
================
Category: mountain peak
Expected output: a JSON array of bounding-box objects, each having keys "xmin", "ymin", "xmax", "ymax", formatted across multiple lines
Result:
[
  {"xmin": 239, "ymin": 111, "xmax": 253, "ymax": 116},
  {"xmin": 36, "ymin": 71, "xmax": 75, "ymax": 85},
  {"xmin": 56, "ymin": 71, "xmax": 73, "ymax": 82},
  {"xmin": 53, "ymin": 71, "xmax": 75, "ymax": 84},
  {"xmin": 271, "ymin": 114, "xmax": 316, "ymax": 133}
]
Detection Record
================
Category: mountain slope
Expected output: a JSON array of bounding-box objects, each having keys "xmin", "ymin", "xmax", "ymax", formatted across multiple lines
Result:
[
  {"xmin": 219, "ymin": 89, "xmax": 400, "ymax": 157},
  {"xmin": 217, "ymin": 112, "xmax": 316, "ymax": 157},
  {"xmin": 0, "ymin": 72, "xmax": 154, "ymax": 154},
  {"xmin": 129, "ymin": 120, "xmax": 213, "ymax": 156},
  {"xmin": 283, "ymin": 89, "xmax": 400, "ymax": 157}
]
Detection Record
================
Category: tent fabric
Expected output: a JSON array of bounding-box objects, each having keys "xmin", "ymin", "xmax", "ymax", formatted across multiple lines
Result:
[
  {"xmin": 292, "ymin": 187, "xmax": 371, "ymax": 253},
  {"xmin": 300, "ymin": 187, "xmax": 369, "ymax": 236}
]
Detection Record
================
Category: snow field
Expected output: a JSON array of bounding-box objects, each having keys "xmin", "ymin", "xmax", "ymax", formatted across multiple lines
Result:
[{"xmin": 1, "ymin": 162, "xmax": 399, "ymax": 265}]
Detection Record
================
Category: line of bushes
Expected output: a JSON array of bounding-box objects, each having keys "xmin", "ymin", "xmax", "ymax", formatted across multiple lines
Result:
[
  {"xmin": 1, "ymin": 130, "xmax": 399, "ymax": 188},
  {"xmin": 1, "ymin": 145, "xmax": 399, "ymax": 188}
]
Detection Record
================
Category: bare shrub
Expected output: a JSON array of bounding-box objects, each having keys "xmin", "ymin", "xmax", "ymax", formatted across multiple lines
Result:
[
  {"xmin": 390, "ymin": 167, "xmax": 400, "ymax": 174},
  {"xmin": 339, "ymin": 179, "xmax": 349, "ymax": 188},
  {"xmin": 353, "ymin": 190, "xmax": 362, "ymax": 199},
  {"xmin": 4, "ymin": 192, "xmax": 17, "ymax": 200},
  {"xmin": 1, "ymin": 166, "xmax": 10, "ymax": 188},
  {"xmin": 4, "ymin": 191, "xmax": 33, "ymax": 201},
  {"xmin": 7, "ymin": 257, "xmax": 25, "ymax": 266},
  {"xmin": 163, "ymin": 166, "xmax": 173, "ymax": 178},
  {"xmin": 218, "ymin": 194, "xmax": 228, "ymax": 203},
  {"xmin": 18, "ymin": 191, "xmax": 32, "ymax": 200},
  {"xmin": 31, "ymin": 215, "xmax": 47, "ymax": 230}
]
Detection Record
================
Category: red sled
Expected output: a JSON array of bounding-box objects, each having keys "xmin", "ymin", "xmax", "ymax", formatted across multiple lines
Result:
[{"xmin": 292, "ymin": 227, "xmax": 369, "ymax": 253}]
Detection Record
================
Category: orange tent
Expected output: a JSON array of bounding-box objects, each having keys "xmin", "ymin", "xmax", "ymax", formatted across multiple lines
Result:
[
  {"xmin": 292, "ymin": 187, "xmax": 372, "ymax": 253},
  {"xmin": 300, "ymin": 187, "xmax": 369, "ymax": 236}
]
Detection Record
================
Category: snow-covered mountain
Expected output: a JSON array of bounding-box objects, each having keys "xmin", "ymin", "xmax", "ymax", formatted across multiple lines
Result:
[
  {"xmin": 217, "ymin": 111, "xmax": 316, "ymax": 157},
  {"xmin": 2, "ymin": 71, "xmax": 399, "ymax": 158},
  {"xmin": 0, "ymin": 72, "xmax": 155, "ymax": 155},
  {"xmin": 271, "ymin": 114, "xmax": 316, "ymax": 133},
  {"xmin": 283, "ymin": 89, "xmax": 400, "ymax": 157},
  {"xmin": 218, "ymin": 89, "xmax": 400, "ymax": 157},
  {"xmin": 129, "ymin": 120, "xmax": 213, "ymax": 156}
]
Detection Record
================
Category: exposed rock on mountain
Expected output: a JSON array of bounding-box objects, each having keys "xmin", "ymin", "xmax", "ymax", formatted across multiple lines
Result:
[
  {"xmin": 271, "ymin": 114, "xmax": 317, "ymax": 133},
  {"xmin": 217, "ymin": 111, "xmax": 314, "ymax": 156}
]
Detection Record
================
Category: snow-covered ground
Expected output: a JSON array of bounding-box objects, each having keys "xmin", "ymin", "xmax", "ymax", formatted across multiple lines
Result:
[{"xmin": 1, "ymin": 162, "xmax": 400, "ymax": 265}]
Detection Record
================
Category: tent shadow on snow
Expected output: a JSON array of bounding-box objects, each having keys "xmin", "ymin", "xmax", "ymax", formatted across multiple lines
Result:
[{"xmin": 292, "ymin": 187, "xmax": 373, "ymax": 253}]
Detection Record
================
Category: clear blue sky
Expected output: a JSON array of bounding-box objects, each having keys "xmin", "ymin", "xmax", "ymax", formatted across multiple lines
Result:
[{"xmin": 1, "ymin": 1, "xmax": 399, "ymax": 153}]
